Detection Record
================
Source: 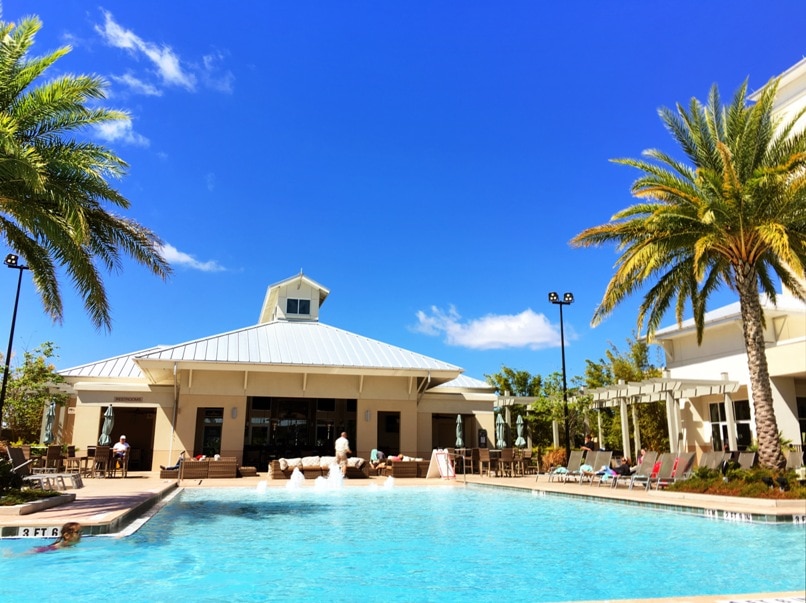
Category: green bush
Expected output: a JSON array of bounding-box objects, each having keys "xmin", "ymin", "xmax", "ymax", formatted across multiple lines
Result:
[
  {"xmin": 0, "ymin": 459, "xmax": 23, "ymax": 495},
  {"xmin": 667, "ymin": 466, "xmax": 806, "ymax": 499}
]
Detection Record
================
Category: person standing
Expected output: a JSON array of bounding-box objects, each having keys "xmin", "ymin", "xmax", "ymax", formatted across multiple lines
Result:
[{"xmin": 335, "ymin": 431, "xmax": 351, "ymax": 476}]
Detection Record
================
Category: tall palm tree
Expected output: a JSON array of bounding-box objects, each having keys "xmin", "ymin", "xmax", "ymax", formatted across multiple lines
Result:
[
  {"xmin": 0, "ymin": 16, "xmax": 171, "ymax": 330},
  {"xmin": 571, "ymin": 79, "xmax": 806, "ymax": 469}
]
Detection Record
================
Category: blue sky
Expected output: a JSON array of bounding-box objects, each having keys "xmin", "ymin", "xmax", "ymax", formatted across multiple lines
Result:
[{"xmin": 2, "ymin": 2, "xmax": 806, "ymax": 383}]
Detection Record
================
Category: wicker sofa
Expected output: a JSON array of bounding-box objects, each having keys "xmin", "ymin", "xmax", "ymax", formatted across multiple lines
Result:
[
  {"xmin": 159, "ymin": 456, "xmax": 239, "ymax": 479},
  {"xmin": 268, "ymin": 456, "xmax": 369, "ymax": 479},
  {"xmin": 382, "ymin": 459, "xmax": 430, "ymax": 478}
]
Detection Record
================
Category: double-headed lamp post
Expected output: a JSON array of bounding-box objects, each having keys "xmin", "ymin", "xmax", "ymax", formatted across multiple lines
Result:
[
  {"xmin": 548, "ymin": 291, "xmax": 574, "ymax": 461},
  {"xmin": 0, "ymin": 254, "xmax": 30, "ymax": 425}
]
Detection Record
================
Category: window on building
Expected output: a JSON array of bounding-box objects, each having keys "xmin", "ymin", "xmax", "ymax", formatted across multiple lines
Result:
[
  {"xmin": 709, "ymin": 400, "xmax": 752, "ymax": 450},
  {"xmin": 286, "ymin": 298, "xmax": 311, "ymax": 315},
  {"xmin": 797, "ymin": 397, "xmax": 806, "ymax": 445}
]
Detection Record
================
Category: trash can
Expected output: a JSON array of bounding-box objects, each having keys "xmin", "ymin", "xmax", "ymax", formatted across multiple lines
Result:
[{"xmin": 478, "ymin": 429, "xmax": 488, "ymax": 448}]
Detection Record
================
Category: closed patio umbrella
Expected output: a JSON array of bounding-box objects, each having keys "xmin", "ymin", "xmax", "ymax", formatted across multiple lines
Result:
[
  {"xmin": 43, "ymin": 401, "xmax": 56, "ymax": 444},
  {"xmin": 455, "ymin": 414, "xmax": 464, "ymax": 448},
  {"xmin": 99, "ymin": 405, "xmax": 115, "ymax": 445},
  {"xmin": 495, "ymin": 412, "xmax": 506, "ymax": 448},
  {"xmin": 514, "ymin": 414, "xmax": 526, "ymax": 448}
]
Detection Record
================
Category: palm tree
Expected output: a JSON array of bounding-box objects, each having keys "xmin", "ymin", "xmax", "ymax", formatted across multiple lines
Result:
[
  {"xmin": 0, "ymin": 16, "xmax": 171, "ymax": 330},
  {"xmin": 571, "ymin": 79, "xmax": 806, "ymax": 469}
]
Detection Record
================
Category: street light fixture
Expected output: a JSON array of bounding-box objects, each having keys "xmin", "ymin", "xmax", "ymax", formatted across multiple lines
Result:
[
  {"xmin": 549, "ymin": 291, "xmax": 574, "ymax": 461},
  {"xmin": 0, "ymin": 254, "xmax": 30, "ymax": 426}
]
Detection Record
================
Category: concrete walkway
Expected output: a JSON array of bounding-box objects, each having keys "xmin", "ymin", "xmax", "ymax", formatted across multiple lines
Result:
[{"xmin": 1, "ymin": 471, "xmax": 804, "ymax": 603}]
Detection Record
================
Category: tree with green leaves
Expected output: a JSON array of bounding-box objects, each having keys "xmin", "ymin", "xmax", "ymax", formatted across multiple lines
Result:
[
  {"xmin": 584, "ymin": 335, "xmax": 665, "ymax": 452},
  {"xmin": 2, "ymin": 342, "xmax": 67, "ymax": 442},
  {"xmin": 572, "ymin": 80, "xmax": 806, "ymax": 468},
  {"xmin": 0, "ymin": 16, "xmax": 171, "ymax": 329},
  {"xmin": 486, "ymin": 366, "xmax": 587, "ymax": 449}
]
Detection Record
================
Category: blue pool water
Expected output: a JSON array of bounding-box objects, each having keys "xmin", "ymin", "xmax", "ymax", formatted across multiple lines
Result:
[{"xmin": 1, "ymin": 483, "xmax": 804, "ymax": 602}]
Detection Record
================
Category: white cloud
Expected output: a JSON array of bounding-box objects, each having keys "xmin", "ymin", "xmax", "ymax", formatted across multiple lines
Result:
[
  {"xmin": 201, "ymin": 51, "xmax": 235, "ymax": 93},
  {"xmin": 94, "ymin": 119, "xmax": 149, "ymax": 147},
  {"xmin": 413, "ymin": 305, "xmax": 572, "ymax": 351},
  {"xmin": 95, "ymin": 10, "xmax": 196, "ymax": 91},
  {"xmin": 110, "ymin": 73, "xmax": 163, "ymax": 96},
  {"xmin": 158, "ymin": 243, "xmax": 225, "ymax": 272},
  {"xmin": 205, "ymin": 173, "xmax": 216, "ymax": 191}
]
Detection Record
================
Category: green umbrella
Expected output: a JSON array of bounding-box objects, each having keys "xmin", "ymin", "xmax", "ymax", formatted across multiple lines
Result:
[
  {"xmin": 43, "ymin": 401, "xmax": 56, "ymax": 444},
  {"xmin": 455, "ymin": 414, "xmax": 464, "ymax": 448},
  {"xmin": 495, "ymin": 413, "xmax": 506, "ymax": 448},
  {"xmin": 514, "ymin": 415, "xmax": 526, "ymax": 447},
  {"xmin": 99, "ymin": 405, "xmax": 115, "ymax": 445}
]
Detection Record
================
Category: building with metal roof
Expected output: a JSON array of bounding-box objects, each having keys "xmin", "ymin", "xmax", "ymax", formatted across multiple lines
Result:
[{"xmin": 57, "ymin": 273, "xmax": 496, "ymax": 471}]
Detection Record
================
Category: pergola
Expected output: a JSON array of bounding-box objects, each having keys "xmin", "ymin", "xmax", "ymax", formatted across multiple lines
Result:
[
  {"xmin": 585, "ymin": 377, "xmax": 741, "ymax": 459},
  {"xmin": 494, "ymin": 376, "xmax": 742, "ymax": 458}
]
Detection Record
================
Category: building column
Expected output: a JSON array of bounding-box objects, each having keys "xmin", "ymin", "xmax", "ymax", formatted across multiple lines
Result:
[
  {"xmin": 723, "ymin": 392, "xmax": 738, "ymax": 451},
  {"xmin": 632, "ymin": 402, "xmax": 642, "ymax": 454},
  {"xmin": 665, "ymin": 391, "xmax": 678, "ymax": 454},
  {"xmin": 620, "ymin": 397, "xmax": 631, "ymax": 460}
]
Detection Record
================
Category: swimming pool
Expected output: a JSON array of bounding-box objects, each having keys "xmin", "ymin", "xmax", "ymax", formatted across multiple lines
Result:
[{"xmin": 1, "ymin": 483, "xmax": 804, "ymax": 602}]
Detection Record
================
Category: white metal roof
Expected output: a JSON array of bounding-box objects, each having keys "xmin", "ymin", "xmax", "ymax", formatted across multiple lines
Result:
[
  {"xmin": 60, "ymin": 321, "xmax": 463, "ymax": 381},
  {"xmin": 653, "ymin": 294, "xmax": 805, "ymax": 339}
]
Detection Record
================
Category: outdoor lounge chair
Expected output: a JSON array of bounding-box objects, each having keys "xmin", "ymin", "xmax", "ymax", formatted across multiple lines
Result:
[
  {"xmin": 587, "ymin": 451, "xmax": 614, "ymax": 486},
  {"xmin": 546, "ymin": 450, "xmax": 583, "ymax": 483},
  {"xmin": 632, "ymin": 452, "xmax": 671, "ymax": 490},
  {"xmin": 615, "ymin": 451, "xmax": 656, "ymax": 489},
  {"xmin": 7, "ymin": 447, "xmax": 81, "ymax": 489},
  {"xmin": 737, "ymin": 451, "xmax": 756, "ymax": 469},
  {"xmin": 785, "ymin": 449, "xmax": 804, "ymax": 470},
  {"xmin": 564, "ymin": 450, "xmax": 597, "ymax": 483},
  {"xmin": 647, "ymin": 452, "xmax": 678, "ymax": 490},
  {"xmin": 669, "ymin": 452, "xmax": 696, "ymax": 484}
]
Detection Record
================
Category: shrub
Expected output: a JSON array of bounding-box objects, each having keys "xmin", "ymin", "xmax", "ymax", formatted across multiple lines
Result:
[
  {"xmin": 667, "ymin": 466, "xmax": 806, "ymax": 499},
  {"xmin": 540, "ymin": 447, "xmax": 566, "ymax": 473},
  {"xmin": 0, "ymin": 459, "xmax": 23, "ymax": 495}
]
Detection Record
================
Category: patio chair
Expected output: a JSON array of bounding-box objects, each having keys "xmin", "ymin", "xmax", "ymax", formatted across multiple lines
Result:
[
  {"xmin": 737, "ymin": 452, "xmax": 756, "ymax": 470},
  {"xmin": 43, "ymin": 444, "xmax": 63, "ymax": 472},
  {"xmin": 669, "ymin": 452, "xmax": 696, "ymax": 484},
  {"xmin": 519, "ymin": 448, "xmax": 536, "ymax": 475},
  {"xmin": 565, "ymin": 450, "xmax": 598, "ymax": 483},
  {"xmin": 110, "ymin": 447, "xmax": 130, "ymax": 478},
  {"xmin": 498, "ymin": 448, "xmax": 516, "ymax": 477},
  {"xmin": 646, "ymin": 452, "xmax": 678, "ymax": 490},
  {"xmin": 546, "ymin": 450, "xmax": 583, "ymax": 483},
  {"xmin": 587, "ymin": 451, "xmax": 613, "ymax": 486},
  {"xmin": 615, "ymin": 451, "xmax": 656, "ymax": 489},
  {"xmin": 7, "ymin": 447, "xmax": 79, "ymax": 489},
  {"xmin": 63, "ymin": 445, "xmax": 82, "ymax": 474},
  {"xmin": 90, "ymin": 445, "xmax": 111, "ymax": 478},
  {"xmin": 478, "ymin": 448, "xmax": 497, "ymax": 477},
  {"xmin": 785, "ymin": 449, "xmax": 804, "ymax": 470},
  {"xmin": 7, "ymin": 447, "xmax": 51, "ymax": 489},
  {"xmin": 461, "ymin": 448, "xmax": 476, "ymax": 475}
]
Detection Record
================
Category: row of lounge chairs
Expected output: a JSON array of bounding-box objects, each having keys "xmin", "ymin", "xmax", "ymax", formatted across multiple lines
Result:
[{"xmin": 542, "ymin": 448, "xmax": 773, "ymax": 491}]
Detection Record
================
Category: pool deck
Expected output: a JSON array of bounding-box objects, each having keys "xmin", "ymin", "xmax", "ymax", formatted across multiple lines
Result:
[{"xmin": 1, "ymin": 471, "xmax": 804, "ymax": 603}]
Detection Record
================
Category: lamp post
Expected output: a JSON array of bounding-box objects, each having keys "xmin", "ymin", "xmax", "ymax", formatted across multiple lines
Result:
[
  {"xmin": 0, "ymin": 254, "xmax": 29, "ymax": 425},
  {"xmin": 549, "ymin": 291, "xmax": 574, "ymax": 461}
]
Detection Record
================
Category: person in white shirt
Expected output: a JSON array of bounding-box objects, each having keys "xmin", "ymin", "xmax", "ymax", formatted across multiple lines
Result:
[
  {"xmin": 334, "ymin": 432, "xmax": 351, "ymax": 476},
  {"xmin": 112, "ymin": 435, "xmax": 130, "ymax": 462}
]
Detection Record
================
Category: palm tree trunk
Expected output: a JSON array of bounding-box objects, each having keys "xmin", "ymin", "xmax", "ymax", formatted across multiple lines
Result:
[{"xmin": 735, "ymin": 265, "xmax": 786, "ymax": 469}]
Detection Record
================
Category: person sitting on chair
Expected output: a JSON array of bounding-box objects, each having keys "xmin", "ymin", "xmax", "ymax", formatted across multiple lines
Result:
[{"xmin": 113, "ymin": 435, "xmax": 130, "ymax": 460}]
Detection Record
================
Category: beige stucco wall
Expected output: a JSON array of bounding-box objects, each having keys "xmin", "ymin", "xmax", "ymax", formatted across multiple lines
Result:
[{"xmin": 66, "ymin": 366, "xmax": 495, "ymax": 470}]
